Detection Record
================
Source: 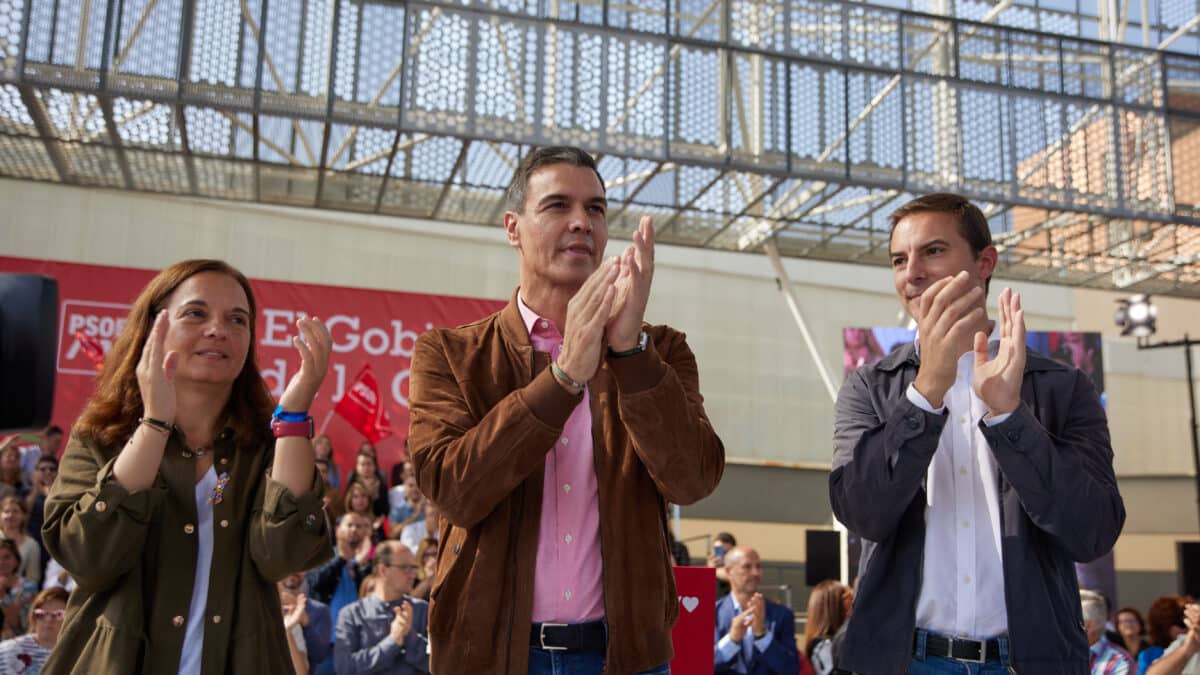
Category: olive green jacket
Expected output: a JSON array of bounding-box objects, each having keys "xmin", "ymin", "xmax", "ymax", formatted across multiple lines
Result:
[{"xmin": 41, "ymin": 430, "xmax": 332, "ymax": 675}]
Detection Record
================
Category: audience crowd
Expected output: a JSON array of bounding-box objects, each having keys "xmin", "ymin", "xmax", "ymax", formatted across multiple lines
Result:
[{"xmin": 3, "ymin": 424, "xmax": 1197, "ymax": 675}]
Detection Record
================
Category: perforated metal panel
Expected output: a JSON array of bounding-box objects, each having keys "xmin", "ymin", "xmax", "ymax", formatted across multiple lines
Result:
[{"xmin": 0, "ymin": 0, "xmax": 1197, "ymax": 295}]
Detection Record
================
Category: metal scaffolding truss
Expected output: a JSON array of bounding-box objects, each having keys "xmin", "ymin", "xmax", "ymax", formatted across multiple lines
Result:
[{"xmin": 2, "ymin": 0, "xmax": 1200, "ymax": 296}]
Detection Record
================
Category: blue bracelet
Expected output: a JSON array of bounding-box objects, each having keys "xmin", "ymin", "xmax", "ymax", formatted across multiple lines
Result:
[{"xmin": 272, "ymin": 404, "xmax": 309, "ymax": 422}]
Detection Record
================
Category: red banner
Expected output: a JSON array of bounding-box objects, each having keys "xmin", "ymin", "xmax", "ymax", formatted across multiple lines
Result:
[
  {"xmin": 671, "ymin": 566, "xmax": 716, "ymax": 675},
  {"xmin": 0, "ymin": 256, "xmax": 505, "ymax": 479}
]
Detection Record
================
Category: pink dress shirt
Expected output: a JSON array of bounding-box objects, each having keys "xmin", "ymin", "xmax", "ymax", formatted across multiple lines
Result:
[{"xmin": 518, "ymin": 295, "xmax": 606, "ymax": 623}]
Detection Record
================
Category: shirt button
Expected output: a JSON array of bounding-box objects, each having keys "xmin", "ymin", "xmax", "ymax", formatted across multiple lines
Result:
[
  {"xmin": 963, "ymin": 576, "xmax": 972, "ymax": 585},
  {"xmin": 559, "ymin": 437, "xmax": 569, "ymax": 446},
  {"xmin": 564, "ymin": 590, "xmax": 572, "ymax": 600},
  {"xmin": 540, "ymin": 320, "xmax": 549, "ymax": 329},
  {"xmin": 959, "ymin": 466, "xmax": 968, "ymax": 476},
  {"xmin": 563, "ymin": 484, "xmax": 571, "ymax": 494},
  {"xmin": 219, "ymin": 519, "xmax": 229, "ymax": 528},
  {"xmin": 94, "ymin": 501, "xmax": 107, "ymax": 513},
  {"xmin": 564, "ymin": 534, "xmax": 573, "ymax": 544},
  {"xmin": 184, "ymin": 524, "xmax": 195, "ymax": 534},
  {"xmin": 211, "ymin": 615, "xmax": 222, "ymax": 624},
  {"xmin": 959, "ymin": 416, "xmax": 968, "ymax": 425},
  {"xmin": 962, "ymin": 520, "xmax": 969, "ymax": 528},
  {"xmin": 173, "ymin": 615, "xmax": 184, "ymax": 627}
]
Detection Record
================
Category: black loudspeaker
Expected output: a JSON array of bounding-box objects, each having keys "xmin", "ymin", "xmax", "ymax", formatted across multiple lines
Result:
[
  {"xmin": 806, "ymin": 529, "xmax": 841, "ymax": 587},
  {"xmin": 1179, "ymin": 541, "xmax": 1200, "ymax": 599},
  {"xmin": 0, "ymin": 274, "xmax": 58, "ymax": 431}
]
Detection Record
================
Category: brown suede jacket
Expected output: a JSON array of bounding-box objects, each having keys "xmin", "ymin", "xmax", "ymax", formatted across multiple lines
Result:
[{"xmin": 408, "ymin": 293, "xmax": 725, "ymax": 674}]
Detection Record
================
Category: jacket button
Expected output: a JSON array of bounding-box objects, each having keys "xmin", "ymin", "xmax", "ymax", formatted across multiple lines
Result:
[
  {"xmin": 905, "ymin": 415, "xmax": 920, "ymax": 429},
  {"xmin": 219, "ymin": 519, "xmax": 229, "ymax": 528},
  {"xmin": 453, "ymin": 543, "xmax": 461, "ymax": 555},
  {"xmin": 94, "ymin": 501, "xmax": 107, "ymax": 513},
  {"xmin": 304, "ymin": 513, "xmax": 317, "ymax": 526},
  {"xmin": 184, "ymin": 524, "xmax": 195, "ymax": 535},
  {"xmin": 182, "ymin": 451, "xmax": 193, "ymax": 459},
  {"xmin": 1006, "ymin": 431, "xmax": 1021, "ymax": 443},
  {"xmin": 211, "ymin": 615, "xmax": 221, "ymax": 624},
  {"xmin": 220, "ymin": 457, "xmax": 229, "ymax": 465},
  {"xmin": 173, "ymin": 615, "xmax": 184, "ymax": 627}
]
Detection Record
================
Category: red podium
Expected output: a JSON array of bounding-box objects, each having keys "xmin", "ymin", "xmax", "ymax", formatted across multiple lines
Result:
[{"xmin": 671, "ymin": 566, "xmax": 716, "ymax": 674}]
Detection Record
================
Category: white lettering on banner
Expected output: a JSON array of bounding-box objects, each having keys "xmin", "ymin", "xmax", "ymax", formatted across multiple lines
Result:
[
  {"xmin": 391, "ymin": 370, "xmax": 410, "ymax": 408},
  {"xmin": 259, "ymin": 359, "xmax": 408, "ymax": 409},
  {"xmin": 57, "ymin": 300, "xmax": 131, "ymax": 375},
  {"xmin": 262, "ymin": 359, "xmax": 288, "ymax": 398},
  {"xmin": 262, "ymin": 309, "xmax": 294, "ymax": 348},
  {"xmin": 262, "ymin": 308, "xmax": 431, "ymax": 358}
]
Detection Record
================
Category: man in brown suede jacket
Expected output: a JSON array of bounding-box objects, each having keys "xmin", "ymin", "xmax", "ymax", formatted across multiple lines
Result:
[{"xmin": 408, "ymin": 146, "xmax": 725, "ymax": 675}]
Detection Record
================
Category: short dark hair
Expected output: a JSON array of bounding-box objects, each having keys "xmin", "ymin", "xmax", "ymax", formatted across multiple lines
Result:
[
  {"xmin": 715, "ymin": 532, "xmax": 737, "ymax": 547},
  {"xmin": 504, "ymin": 146, "xmax": 605, "ymax": 214},
  {"xmin": 43, "ymin": 425, "xmax": 62, "ymax": 436},
  {"xmin": 889, "ymin": 193, "xmax": 994, "ymax": 291}
]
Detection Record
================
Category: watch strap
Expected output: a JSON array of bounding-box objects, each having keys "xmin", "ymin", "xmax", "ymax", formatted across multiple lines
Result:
[
  {"xmin": 608, "ymin": 330, "xmax": 648, "ymax": 358},
  {"xmin": 271, "ymin": 417, "xmax": 314, "ymax": 439}
]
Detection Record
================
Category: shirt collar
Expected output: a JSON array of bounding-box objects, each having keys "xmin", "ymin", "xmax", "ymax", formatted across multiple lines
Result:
[{"xmin": 516, "ymin": 291, "xmax": 561, "ymax": 339}]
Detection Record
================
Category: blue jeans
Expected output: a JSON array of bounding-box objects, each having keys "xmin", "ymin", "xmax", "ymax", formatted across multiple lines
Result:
[
  {"xmin": 908, "ymin": 631, "xmax": 1013, "ymax": 675},
  {"xmin": 527, "ymin": 647, "xmax": 670, "ymax": 675}
]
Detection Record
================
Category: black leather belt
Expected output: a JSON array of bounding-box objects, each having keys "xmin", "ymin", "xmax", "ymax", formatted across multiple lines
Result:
[
  {"xmin": 530, "ymin": 621, "xmax": 607, "ymax": 652},
  {"xmin": 917, "ymin": 631, "xmax": 1003, "ymax": 663}
]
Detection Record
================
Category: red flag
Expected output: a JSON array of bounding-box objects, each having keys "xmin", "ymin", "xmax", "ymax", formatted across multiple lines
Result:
[
  {"xmin": 74, "ymin": 330, "xmax": 106, "ymax": 371},
  {"xmin": 334, "ymin": 364, "xmax": 393, "ymax": 443}
]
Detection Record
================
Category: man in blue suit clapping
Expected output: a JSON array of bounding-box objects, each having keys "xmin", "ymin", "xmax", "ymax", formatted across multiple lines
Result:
[{"xmin": 714, "ymin": 546, "xmax": 800, "ymax": 674}]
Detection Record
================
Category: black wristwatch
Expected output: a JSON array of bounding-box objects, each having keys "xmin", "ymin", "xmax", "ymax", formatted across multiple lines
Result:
[{"xmin": 608, "ymin": 330, "xmax": 648, "ymax": 358}]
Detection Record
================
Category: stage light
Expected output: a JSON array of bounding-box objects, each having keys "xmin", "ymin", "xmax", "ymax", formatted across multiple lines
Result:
[{"xmin": 1113, "ymin": 294, "xmax": 1157, "ymax": 337}]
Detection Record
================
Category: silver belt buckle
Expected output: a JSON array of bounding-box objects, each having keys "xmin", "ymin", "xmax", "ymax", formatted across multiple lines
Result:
[
  {"xmin": 539, "ymin": 622, "xmax": 568, "ymax": 651},
  {"xmin": 952, "ymin": 636, "xmax": 987, "ymax": 664}
]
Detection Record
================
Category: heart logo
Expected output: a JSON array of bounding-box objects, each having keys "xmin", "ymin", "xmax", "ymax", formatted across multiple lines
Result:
[{"xmin": 681, "ymin": 596, "xmax": 700, "ymax": 613}]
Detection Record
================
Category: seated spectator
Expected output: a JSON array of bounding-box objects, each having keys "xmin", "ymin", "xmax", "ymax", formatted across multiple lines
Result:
[
  {"xmin": 316, "ymin": 459, "xmax": 344, "ymax": 522},
  {"xmin": 306, "ymin": 512, "xmax": 375, "ymax": 647},
  {"xmin": 345, "ymin": 449, "xmax": 389, "ymax": 518},
  {"xmin": 410, "ymin": 538, "xmax": 438, "ymax": 602},
  {"xmin": 714, "ymin": 546, "xmax": 801, "ymax": 674},
  {"xmin": 19, "ymin": 427, "xmax": 62, "ymax": 481},
  {"xmin": 708, "ymin": 531, "xmax": 737, "ymax": 599},
  {"xmin": 389, "ymin": 475, "xmax": 424, "ymax": 531},
  {"xmin": 334, "ymin": 541, "xmax": 430, "ymax": 674},
  {"xmin": 313, "ymin": 435, "xmax": 342, "ymax": 490},
  {"xmin": 345, "ymin": 483, "xmax": 386, "ymax": 544},
  {"xmin": 1084, "ymin": 589, "xmax": 1134, "ymax": 674},
  {"xmin": 280, "ymin": 583, "xmax": 311, "ymax": 675},
  {"xmin": 1116, "ymin": 606, "xmax": 1151, "ymax": 663},
  {"xmin": 0, "ymin": 444, "xmax": 28, "ymax": 501},
  {"xmin": 0, "ymin": 540, "xmax": 37, "ymax": 639},
  {"xmin": 804, "ymin": 580, "xmax": 852, "ymax": 675},
  {"xmin": 400, "ymin": 501, "xmax": 440, "ymax": 555},
  {"xmin": 1147, "ymin": 602, "xmax": 1200, "ymax": 675},
  {"xmin": 1144, "ymin": 597, "xmax": 1190, "ymax": 674},
  {"xmin": 25, "ymin": 455, "xmax": 56, "ymax": 547},
  {"xmin": 0, "ymin": 498, "xmax": 39, "ymax": 585},
  {"xmin": 279, "ymin": 572, "xmax": 332, "ymax": 673},
  {"xmin": 388, "ymin": 459, "xmax": 414, "ymax": 508},
  {"xmin": 0, "ymin": 587, "xmax": 67, "ymax": 674}
]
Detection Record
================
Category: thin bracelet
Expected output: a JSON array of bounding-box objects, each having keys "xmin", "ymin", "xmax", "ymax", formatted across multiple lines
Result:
[
  {"xmin": 550, "ymin": 362, "xmax": 586, "ymax": 393},
  {"xmin": 138, "ymin": 417, "xmax": 174, "ymax": 435}
]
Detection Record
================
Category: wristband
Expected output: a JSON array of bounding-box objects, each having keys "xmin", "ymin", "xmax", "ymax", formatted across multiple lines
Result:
[
  {"xmin": 138, "ymin": 417, "xmax": 174, "ymax": 435},
  {"xmin": 272, "ymin": 404, "xmax": 309, "ymax": 422},
  {"xmin": 608, "ymin": 330, "xmax": 649, "ymax": 358},
  {"xmin": 271, "ymin": 417, "xmax": 314, "ymax": 439},
  {"xmin": 550, "ymin": 362, "xmax": 586, "ymax": 393}
]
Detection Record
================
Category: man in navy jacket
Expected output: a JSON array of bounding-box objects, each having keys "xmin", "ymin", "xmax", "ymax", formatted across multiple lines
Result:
[
  {"xmin": 714, "ymin": 546, "xmax": 800, "ymax": 674},
  {"xmin": 831, "ymin": 193, "xmax": 1124, "ymax": 674}
]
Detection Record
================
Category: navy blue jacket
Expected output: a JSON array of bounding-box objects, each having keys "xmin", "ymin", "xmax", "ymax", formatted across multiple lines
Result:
[
  {"xmin": 830, "ymin": 344, "xmax": 1124, "ymax": 675},
  {"xmin": 714, "ymin": 593, "xmax": 801, "ymax": 674}
]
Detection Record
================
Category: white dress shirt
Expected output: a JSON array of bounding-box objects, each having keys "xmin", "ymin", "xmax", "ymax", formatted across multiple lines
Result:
[{"xmin": 909, "ymin": 323, "xmax": 1011, "ymax": 640}]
